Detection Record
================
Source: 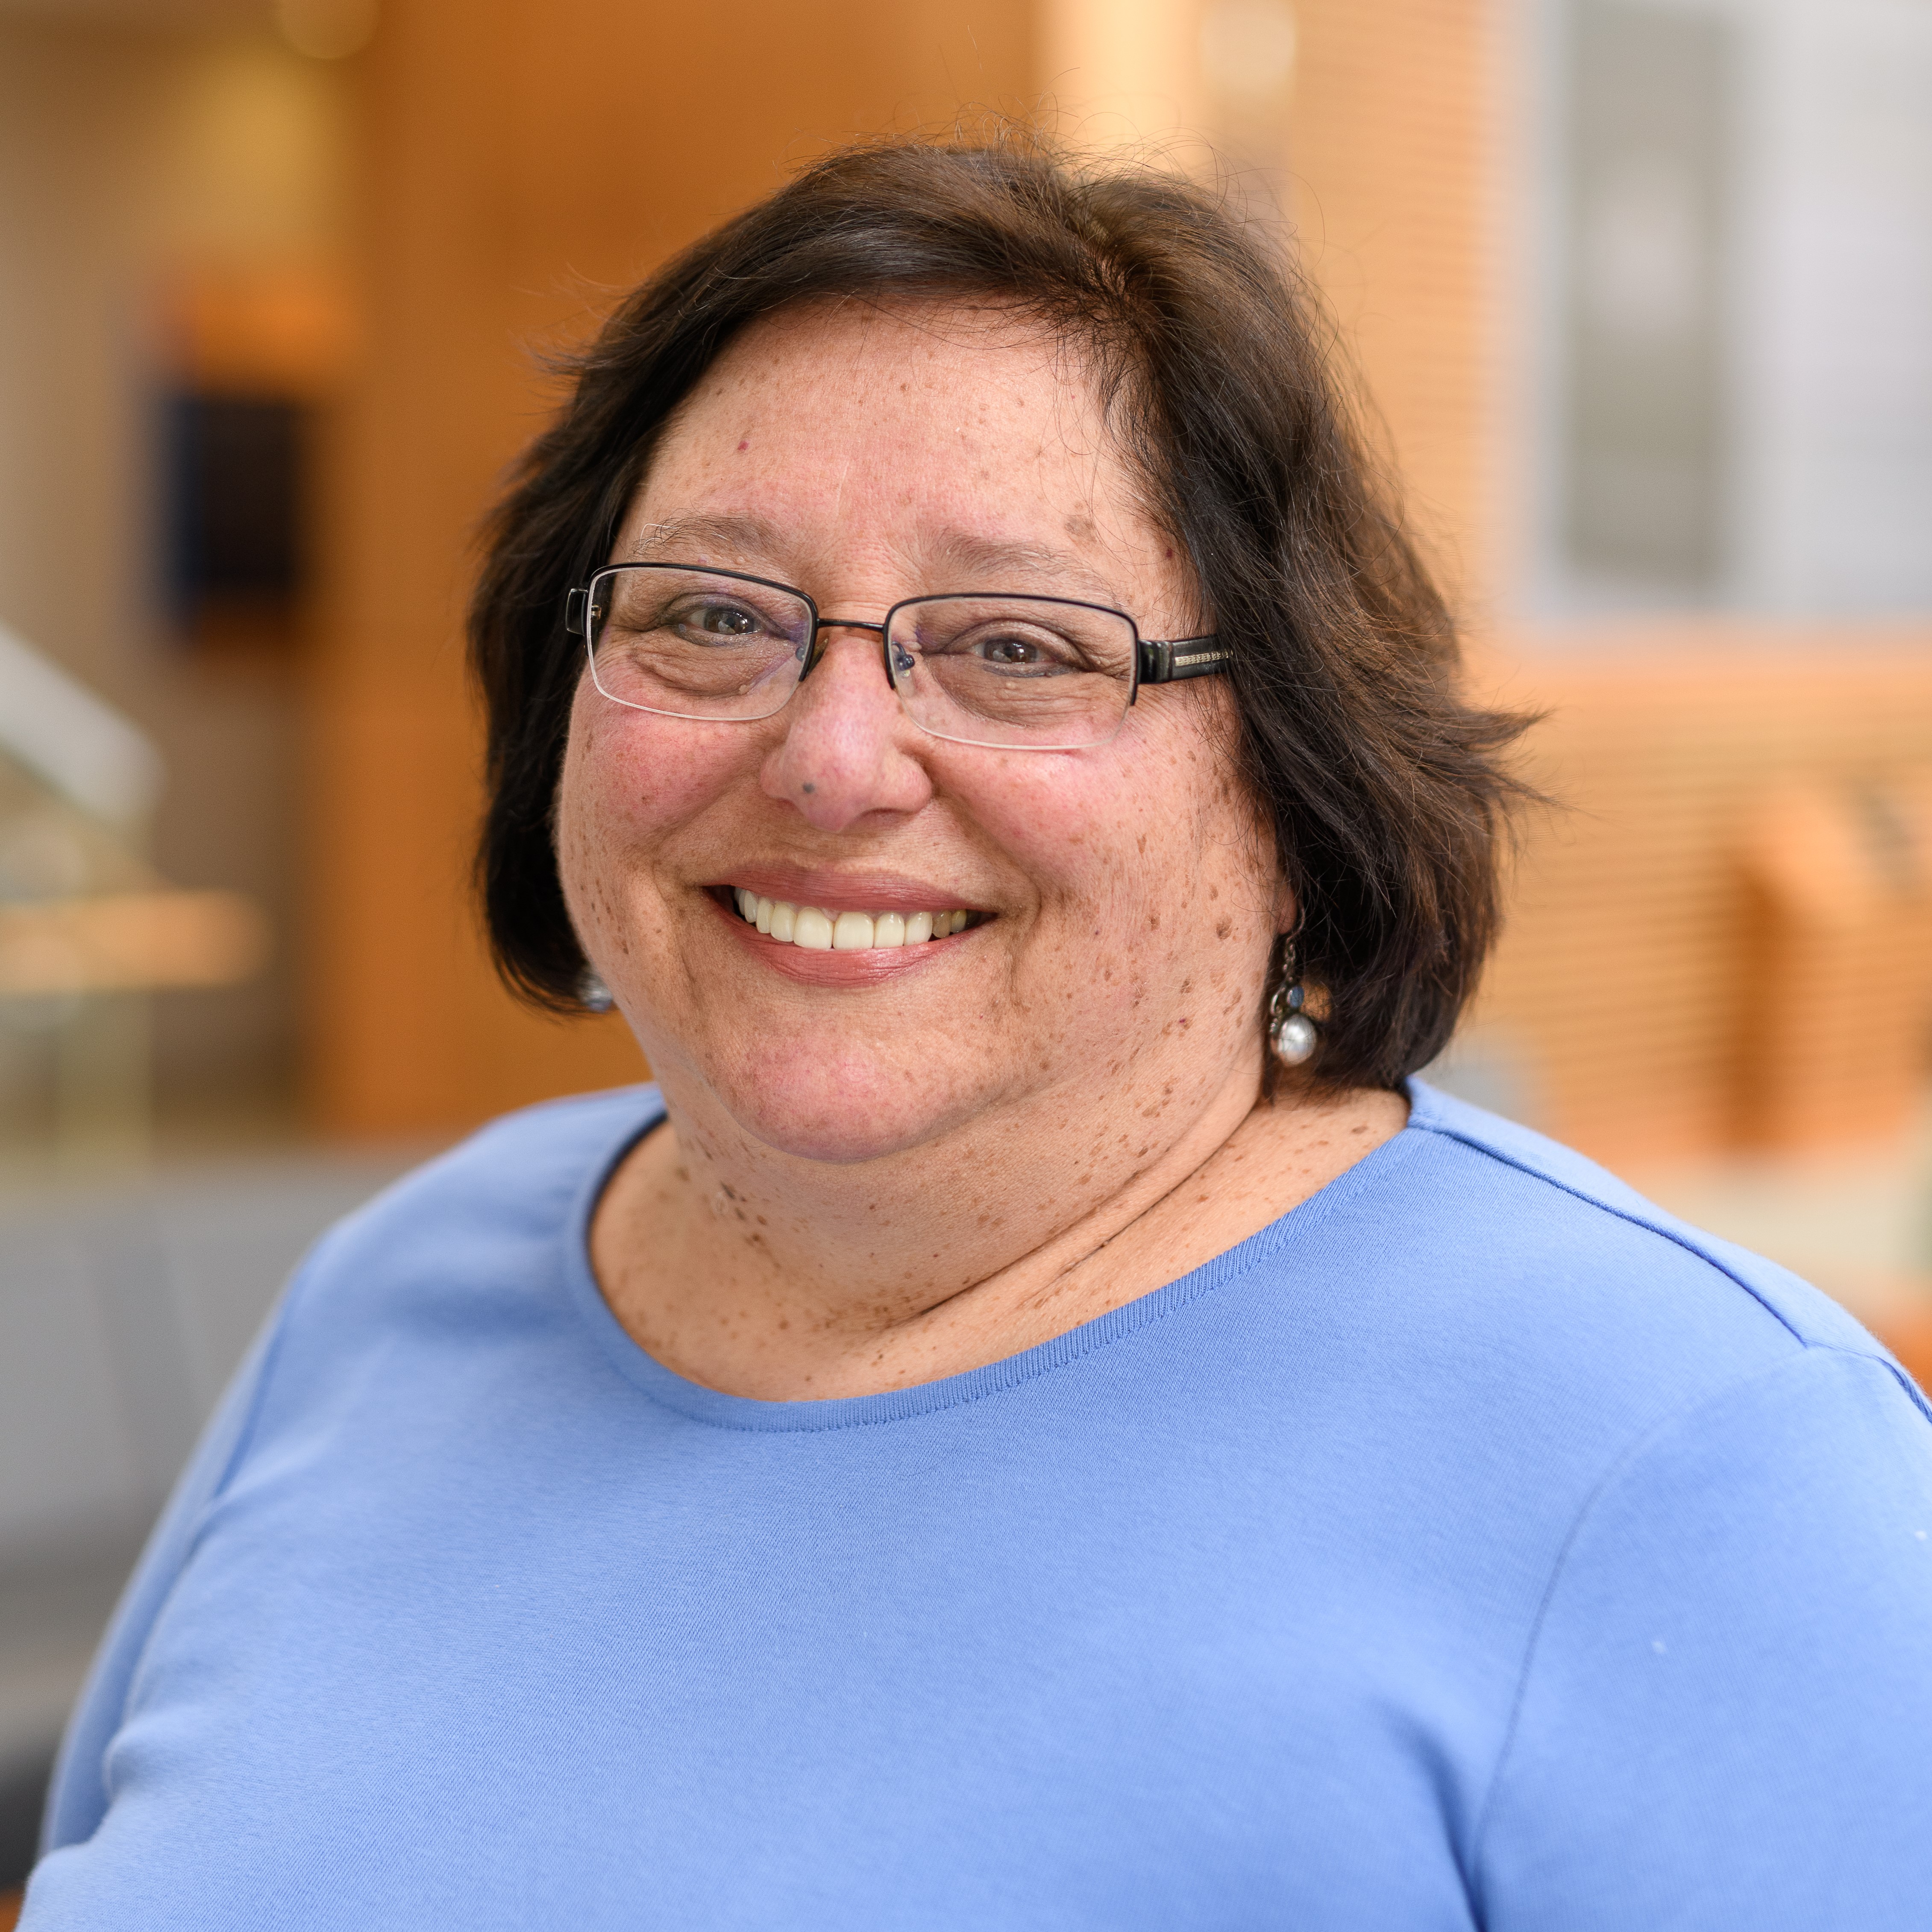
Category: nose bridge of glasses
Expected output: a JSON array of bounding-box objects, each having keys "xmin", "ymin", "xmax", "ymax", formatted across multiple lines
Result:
[{"xmin": 797, "ymin": 614, "xmax": 890, "ymax": 684}]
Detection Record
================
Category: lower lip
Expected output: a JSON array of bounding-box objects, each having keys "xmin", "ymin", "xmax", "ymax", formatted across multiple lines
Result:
[{"xmin": 711, "ymin": 894, "xmax": 977, "ymax": 986}]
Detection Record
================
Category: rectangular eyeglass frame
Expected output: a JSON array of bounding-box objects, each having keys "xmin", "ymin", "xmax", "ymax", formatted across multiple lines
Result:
[{"xmin": 564, "ymin": 563, "xmax": 1230, "ymax": 718}]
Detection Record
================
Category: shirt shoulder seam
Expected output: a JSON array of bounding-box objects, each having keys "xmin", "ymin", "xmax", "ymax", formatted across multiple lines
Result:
[
  {"xmin": 1464, "ymin": 1343, "xmax": 1926, "ymax": 1910},
  {"xmin": 1412, "ymin": 1115, "xmax": 1930, "ymax": 1429},
  {"xmin": 1409, "ymin": 1115, "xmax": 1821, "ymax": 1349}
]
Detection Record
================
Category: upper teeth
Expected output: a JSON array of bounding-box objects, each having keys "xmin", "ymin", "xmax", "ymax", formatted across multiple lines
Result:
[{"xmin": 732, "ymin": 889, "xmax": 975, "ymax": 949}]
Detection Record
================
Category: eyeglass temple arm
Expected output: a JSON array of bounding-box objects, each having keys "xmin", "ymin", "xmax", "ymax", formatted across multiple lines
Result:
[{"xmin": 1136, "ymin": 636, "xmax": 1228, "ymax": 684}]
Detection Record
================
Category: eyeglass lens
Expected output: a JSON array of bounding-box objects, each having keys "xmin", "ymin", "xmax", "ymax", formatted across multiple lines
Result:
[{"xmin": 586, "ymin": 567, "xmax": 1137, "ymax": 751}]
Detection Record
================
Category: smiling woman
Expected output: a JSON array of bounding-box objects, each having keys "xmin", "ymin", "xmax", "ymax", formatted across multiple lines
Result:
[{"xmin": 22, "ymin": 139, "xmax": 1932, "ymax": 1932}]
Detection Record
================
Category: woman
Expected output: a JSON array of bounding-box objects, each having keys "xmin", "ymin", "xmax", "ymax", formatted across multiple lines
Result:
[{"xmin": 27, "ymin": 141, "xmax": 1932, "ymax": 1929}]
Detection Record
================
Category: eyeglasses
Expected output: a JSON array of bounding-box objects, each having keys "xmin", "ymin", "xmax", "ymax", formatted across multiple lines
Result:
[{"xmin": 565, "ymin": 563, "xmax": 1228, "ymax": 752}]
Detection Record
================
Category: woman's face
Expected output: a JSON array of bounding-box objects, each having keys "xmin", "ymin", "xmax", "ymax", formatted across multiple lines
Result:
[{"xmin": 556, "ymin": 300, "xmax": 1284, "ymax": 1165}]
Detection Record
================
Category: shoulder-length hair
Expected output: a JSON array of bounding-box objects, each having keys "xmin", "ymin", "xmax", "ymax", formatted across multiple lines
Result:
[{"xmin": 470, "ymin": 135, "xmax": 1529, "ymax": 1091}]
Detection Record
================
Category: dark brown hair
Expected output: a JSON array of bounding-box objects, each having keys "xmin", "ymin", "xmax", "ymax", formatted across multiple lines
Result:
[{"xmin": 470, "ymin": 135, "xmax": 1529, "ymax": 1090}]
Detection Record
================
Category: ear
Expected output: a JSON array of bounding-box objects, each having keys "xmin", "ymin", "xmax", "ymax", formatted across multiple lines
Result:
[{"xmin": 1271, "ymin": 876, "xmax": 1299, "ymax": 937}]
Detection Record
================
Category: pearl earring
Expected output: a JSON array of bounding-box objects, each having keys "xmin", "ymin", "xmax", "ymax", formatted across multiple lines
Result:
[
  {"xmin": 1269, "ymin": 943, "xmax": 1318, "ymax": 1069},
  {"xmin": 578, "ymin": 969, "xmax": 615, "ymax": 1013}
]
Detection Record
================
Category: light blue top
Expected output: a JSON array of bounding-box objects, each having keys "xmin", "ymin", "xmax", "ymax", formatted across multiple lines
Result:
[{"xmin": 26, "ymin": 1083, "xmax": 1932, "ymax": 1929}]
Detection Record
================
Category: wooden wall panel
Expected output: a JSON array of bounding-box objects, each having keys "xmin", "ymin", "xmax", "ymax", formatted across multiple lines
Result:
[
  {"xmin": 307, "ymin": 0, "xmax": 1034, "ymax": 1136},
  {"xmin": 1287, "ymin": 0, "xmax": 1499, "ymax": 611},
  {"xmin": 1479, "ymin": 637, "xmax": 1932, "ymax": 1168}
]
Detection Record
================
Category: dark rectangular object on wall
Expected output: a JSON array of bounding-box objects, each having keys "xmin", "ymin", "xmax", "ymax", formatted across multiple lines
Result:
[{"xmin": 163, "ymin": 392, "xmax": 305, "ymax": 627}]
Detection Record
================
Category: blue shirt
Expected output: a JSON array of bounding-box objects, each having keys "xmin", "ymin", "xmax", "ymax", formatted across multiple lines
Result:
[{"xmin": 27, "ymin": 1083, "xmax": 1932, "ymax": 1929}]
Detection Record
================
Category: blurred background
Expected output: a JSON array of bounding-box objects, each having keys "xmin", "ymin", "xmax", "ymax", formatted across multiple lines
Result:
[{"xmin": 2, "ymin": 0, "xmax": 1930, "ymax": 1899}]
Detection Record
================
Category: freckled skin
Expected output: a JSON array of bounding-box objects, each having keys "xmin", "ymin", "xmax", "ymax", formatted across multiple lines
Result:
[{"xmin": 566, "ymin": 299, "xmax": 1405, "ymax": 1400}]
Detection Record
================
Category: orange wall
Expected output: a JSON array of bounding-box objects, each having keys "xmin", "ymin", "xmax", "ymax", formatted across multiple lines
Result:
[
  {"xmin": 307, "ymin": 0, "xmax": 1034, "ymax": 1134},
  {"xmin": 1481, "ymin": 637, "xmax": 1932, "ymax": 1169},
  {"xmin": 1289, "ymin": 0, "xmax": 1499, "ymax": 612}
]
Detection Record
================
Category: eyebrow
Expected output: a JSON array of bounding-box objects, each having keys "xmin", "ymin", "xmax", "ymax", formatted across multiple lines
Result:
[
  {"xmin": 922, "ymin": 531, "xmax": 1125, "ymax": 610},
  {"xmin": 617, "ymin": 514, "xmax": 787, "ymax": 566},
  {"xmin": 617, "ymin": 515, "xmax": 1128, "ymax": 611}
]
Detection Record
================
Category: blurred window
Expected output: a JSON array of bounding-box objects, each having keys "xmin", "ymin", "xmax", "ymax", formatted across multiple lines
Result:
[
  {"xmin": 1544, "ymin": 0, "xmax": 1932, "ymax": 617},
  {"xmin": 1563, "ymin": 0, "xmax": 1732, "ymax": 597}
]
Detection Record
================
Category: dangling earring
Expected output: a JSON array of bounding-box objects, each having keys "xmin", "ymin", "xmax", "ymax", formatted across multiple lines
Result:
[
  {"xmin": 1269, "ymin": 939, "xmax": 1318, "ymax": 1069},
  {"xmin": 578, "ymin": 969, "xmax": 615, "ymax": 1013}
]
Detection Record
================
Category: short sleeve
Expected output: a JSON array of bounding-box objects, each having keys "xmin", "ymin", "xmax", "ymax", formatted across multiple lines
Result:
[
  {"xmin": 37, "ymin": 1296, "xmax": 285, "ymax": 1858},
  {"xmin": 1475, "ymin": 1347, "xmax": 1932, "ymax": 1931}
]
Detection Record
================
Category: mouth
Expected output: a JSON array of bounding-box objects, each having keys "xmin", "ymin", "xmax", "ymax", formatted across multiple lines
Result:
[{"xmin": 727, "ymin": 887, "xmax": 985, "ymax": 951}]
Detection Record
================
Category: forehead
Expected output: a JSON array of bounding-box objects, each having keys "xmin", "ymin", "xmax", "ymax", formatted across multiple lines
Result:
[
  {"xmin": 624, "ymin": 299, "xmax": 1161, "ymax": 573},
  {"xmin": 669, "ymin": 296, "xmax": 1104, "ymax": 445}
]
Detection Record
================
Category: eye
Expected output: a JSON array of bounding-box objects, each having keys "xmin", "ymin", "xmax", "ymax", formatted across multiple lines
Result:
[
  {"xmin": 959, "ymin": 623, "xmax": 1086, "ymax": 676},
  {"xmin": 651, "ymin": 593, "xmax": 793, "ymax": 646},
  {"xmin": 980, "ymin": 633, "xmax": 1043, "ymax": 667},
  {"xmin": 687, "ymin": 600, "xmax": 763, "ymax": 638}
]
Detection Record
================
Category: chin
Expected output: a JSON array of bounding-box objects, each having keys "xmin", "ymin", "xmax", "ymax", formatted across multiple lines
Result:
[{"xmin": 706, "ymin": 1036, "xmax": 989, "ymax": 1165}]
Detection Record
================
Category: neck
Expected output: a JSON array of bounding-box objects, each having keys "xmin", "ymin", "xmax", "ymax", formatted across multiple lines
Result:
[{"xmin": 591, "ymin": 1057, "xmax": 1407, "ymax": 1401}]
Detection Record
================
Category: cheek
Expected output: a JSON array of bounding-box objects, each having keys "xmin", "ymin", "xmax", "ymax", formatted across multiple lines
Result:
[
  {"xmin": 966, "ymin": 717, "xmax": 1273, "ymax": 971},
  {"xmin": 555, "ymin": 687, "xmax": 754, "ymax": 940},
  {"xmin": 559, "ymin": 685, "xmax": 751, "ymax": 857}
]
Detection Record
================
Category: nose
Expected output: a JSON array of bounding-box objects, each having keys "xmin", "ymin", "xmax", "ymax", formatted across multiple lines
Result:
[{"xmin": 760, "ymin": 622, "xmax": 933, "ymax": 831}]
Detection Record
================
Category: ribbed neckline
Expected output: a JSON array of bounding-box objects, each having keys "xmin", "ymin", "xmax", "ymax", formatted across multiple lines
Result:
[{"xmin": 561, "ymin": 1083, "xmax": 1433, "ymax": 1432}]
